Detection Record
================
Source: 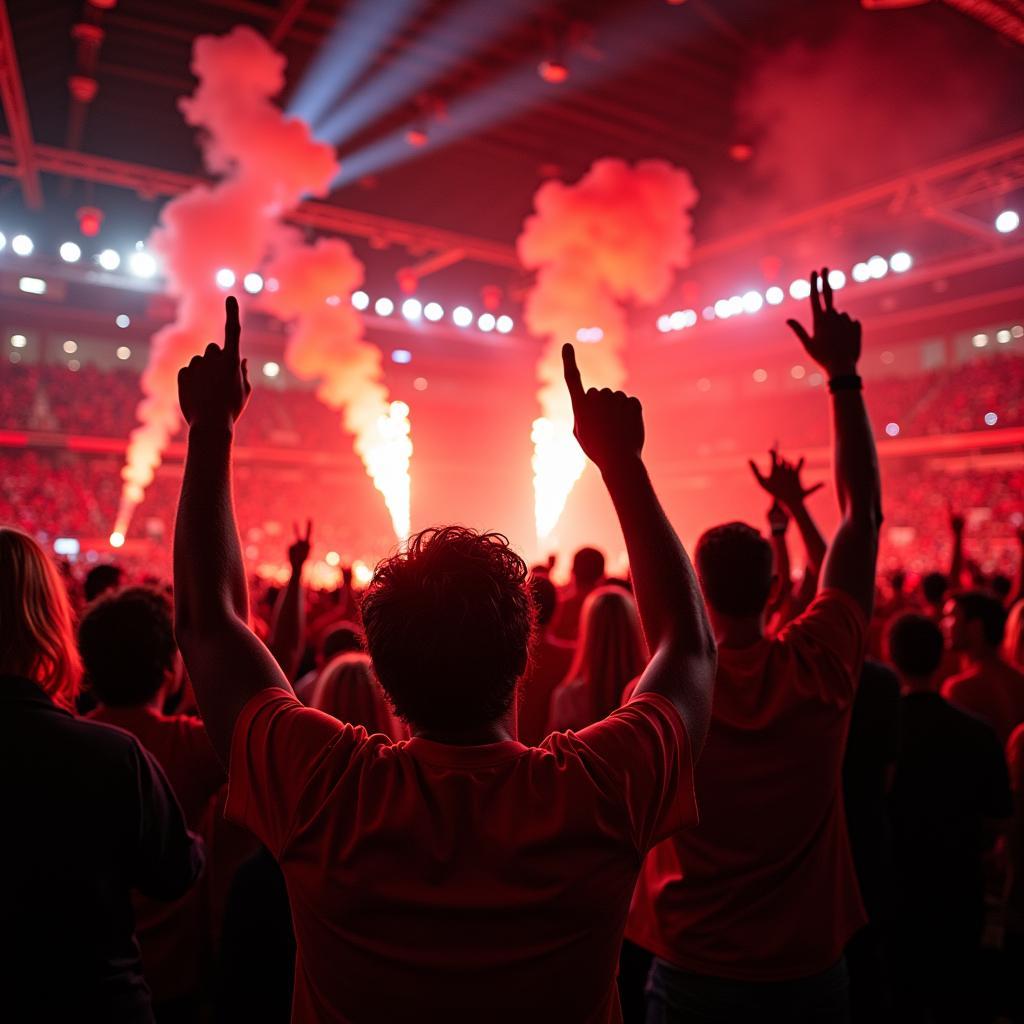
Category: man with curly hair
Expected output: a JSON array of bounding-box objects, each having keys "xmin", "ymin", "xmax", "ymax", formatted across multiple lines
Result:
[{"xmin": 172, "ymin": 299, "xmax": 715, "ymax": 1022}]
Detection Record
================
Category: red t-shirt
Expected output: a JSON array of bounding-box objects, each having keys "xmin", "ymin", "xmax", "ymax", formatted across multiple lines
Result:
[
  {"xmin": 226, "ymin": 690, "xmax": 696, "ymax": 1023},
  {"xmin": 627, "ymin": 589, "xmax": 868, "ymax": 982}
]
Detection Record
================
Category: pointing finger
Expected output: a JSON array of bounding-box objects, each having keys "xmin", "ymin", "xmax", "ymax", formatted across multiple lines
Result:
[
  {"xmin": 809, "ymin": 270, "xmax": 822, "ymax": 320},
  {"xmin": 224, "ymin": 296, "xmax": 241, "ymax": 362},
  {"xmin": 562, "ymin": 343, "xmax": 585, "ymax": 411},
  {"xmin": 821, "ymin": 267, "xmax": 834, "ymax": 312},
  {"xmin": 749, "ymin": 459, "xmax": 768, "ymax": 488}
]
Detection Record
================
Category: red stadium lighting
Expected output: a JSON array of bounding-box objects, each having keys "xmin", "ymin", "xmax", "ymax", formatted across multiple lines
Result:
[
  {"xmin": 538, "ymin": 60, "xmax": 569, "ymax": 84},
  {"xmin": 77, "ymin": 206, "xmax": 103, "ymax": 237},
  {"xmin": 405, "ymin": 128, "xmax": 428, "ymax": 148}
]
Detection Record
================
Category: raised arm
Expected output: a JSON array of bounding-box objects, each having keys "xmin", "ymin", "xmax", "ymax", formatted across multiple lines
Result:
[
  {"xmin": 786, "ymin": 270, "xmax": 881, "ymax": 618},
  {"xmin": 174, "ymin": 297, "xmax": 292, "ymax": 763},
  {"xmin": 948, "ymin": 509, "xmax": 966, "ymax": 592},
  {"xmin": 562, "ymin": 345, "xmax": 716, "ymax": 753},
  {"xmin": 750, "ymin": 451, "xmax": 828, "ymax": 576},
  {"xmin": 268, "ymin": 520, "xmax": 312, "ymax": 681},
  {"xmin": 764, "ymin": 501, "xmax": 793, "ymax": 620}
]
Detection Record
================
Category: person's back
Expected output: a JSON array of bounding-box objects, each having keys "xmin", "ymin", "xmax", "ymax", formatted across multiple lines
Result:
[
  {"xmin": 629, "ymin": 270, "xmax": 882, "ymax": 1019},
  {"xmin": 629, "ymin": 587, "xmax": 868, "ymax": 978},
  {"xmin": 0, "ymin": 529, "xmax": 203, "ymax": 1022},
  {"xmin": 80, "ymin": 586, "xmax": 224, "ymax": 1012},
  {"xmin": 941, "ymin": 590, "xmax": 1024, "ymax": 743},
  {"xmin": 172, "ymin": 311, "xmax": 716, "ymax": 1024},
  {"xmin": 885, "ymin": 611, "xmax": 1011, "ymax": 1021}
]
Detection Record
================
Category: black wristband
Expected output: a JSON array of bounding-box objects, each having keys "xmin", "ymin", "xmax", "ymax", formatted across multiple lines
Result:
[
  {"xmin": 771, "ymin": 527, "xmax": 787, "ymax": 537},
  {"xmin": 828, "ymin": 373, "xmax": 862, "ymax": 394}
]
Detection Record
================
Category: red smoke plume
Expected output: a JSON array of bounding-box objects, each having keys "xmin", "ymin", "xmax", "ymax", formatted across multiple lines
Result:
[{"xmin": 517, "ymin": 158, "xmax": 698, "ymax": 541}]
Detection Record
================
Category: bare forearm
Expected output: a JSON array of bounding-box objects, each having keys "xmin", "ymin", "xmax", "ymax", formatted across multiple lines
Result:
[
  {"xmin": 603, "ymin": 457, "xmax": 714, "ymax": 661},
  {"xmin": 830, "ymin": 388, "xmax": 881, "ymax": 525},
  {"xmin": 173, "ymin": 424, "xmax": 249, "ymax": 634},
  {"xmin": 950, "ymin": 530, "xmax": 965, "ymax": 590},
  {"xmin": 766, "ymin": 531, "xmax": 791, "ymax": 617},
  {"xmin": 790, "ymin": 503, "xmax": 828, "ymax": 575},
  {"xmin": 268, "ymin": 567, "xmax": 305, "ymax": 680}
]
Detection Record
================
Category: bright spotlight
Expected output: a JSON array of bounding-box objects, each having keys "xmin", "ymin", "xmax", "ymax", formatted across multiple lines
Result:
[
  {"xmin": 478, "ymin": 313, "xmax": 496, "ymax": 332},
  {"xmin": 116, "ymin": 346, "xmax": 131, "ymax": 360},
  {"xmin": 885, "ymin": 422, "xmax": 900, "ymax": 437},
  {"xmin": 851, "ymin": 262, "xmax": 871, "ymax": 283},
  {"xmin": 98, "ymin": 248, "xmax": 121, "ymax": 271},
  {"xmin": 827, "ymin": 269, "xmax": 846, "ymax": 289},
  {"xmin": 867, "ymin": 255, "xmax": 888, "ymax": 279},
  {"xmin": 115, "ymin": 314, "xmax": 131, "ymax": 329},
  {"xmin": 752, "ymin": 368, "xmax": 768, "ymax": 383},
  {"xmin": 109, "ymin": 531, "xmax": 125, "ymax": 548},
  {"xmin": 669, "ymin": 311, "xmax": 687, "ymax": 330},
  {"xmin": 401, "ymin": 298, "xmax": 422, "ymax": 320},
  {"xmin": 984, "ymin": 411, "xmax": 999, "ymax": 426},
  {"xmin": 19, "ymin": 277, "xmax": 46, "ymax": 294},
  {"xmin": 0, "ymin": 231, "xmax": 6, "ymax": 251},
  {"xmin": 450, "ymin": 306, "xmax": 471, "ymax": 327},
  {"xmin": 714, "ymin": 298, "xmax": 732, "ymax": 319},
  {"xmin": 391, "ymin": 349, "xmax": 412, "ymax": 364},
  {"xmin": 791, "ymin": 365, "xmax": 806, "ymax": 379},
  {"xmin": 997, "ymin": 330, "xmax": 1011, "ymax": 344},
  {"xmin": 657, "ymin": 314, "xmax": 672, "ymax": 332},
  {"xmin": 351, "ymin": 290, "xmax": 370, "ymax": 310},
  {"xmin": 215, "ymin": 268, "xmax": 236, "ymax": 289},
  {"xmin": 10, "ymin": 334, "xmax": 27, "ymax": 348},
  {"xmin": 789, "ymin": 278, "xmax": 811, "ymax": 300},
  {"xmin": 424, "ymin": 301, "xmax": 444, "ymax": 321},
  {"xmin": 63, "ymin": 339, "xmax": 78, "ymax": 354},
  {"xmin": 374, "ymin": 297, "xmax": 394, "ymax": 316},
  {"xmin": 261, "ymin": 361, "xmax": 279, "ymax": 378},
  {"xmin": 12, "ymin": 233, "xmax": 33, "ymax": 256},
  {"xmin": 765, "ymin": 286, "xmax": 784, "ymax": 305},
  {"xmin": 972, "ymin": 333, "xmax": 989, "ymax": 348},
  {"xmin": 889, "ymin": 251, "xmax": 913, "ymax": 273},
  {"xmin": 995, "ymin": 210, "xmax": 1020, "ymax": 234},
  {"xmin": 243, "ymin": 272, "xmax": 264, "ymax": 294},
  {"xmin": 742, "ymin": 290, "xmax": 764, "ymax": 314},
  {"xmin": 496, "ymin": 315, "xmax": 514, "ymax": 333},
  {"xmin": 129, "ymin": 250, "xmax": 156, "ymax": 278},
  {"xmin": 325, "ymin": 550, "xmax": 341, "ymax": 567},
  {"xmin": 59, "ymin": 241, "xmax": 82, "ymax": 263}
]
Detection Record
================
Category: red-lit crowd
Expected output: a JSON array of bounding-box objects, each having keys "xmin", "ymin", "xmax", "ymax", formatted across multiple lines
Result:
[{"xmin": 3, "ymin": 278, "xmax": 1024, "ymax": 1023}]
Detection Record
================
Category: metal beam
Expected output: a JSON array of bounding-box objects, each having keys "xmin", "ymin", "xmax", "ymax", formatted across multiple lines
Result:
[
  {"xmin": 270, "ymin": 0, "xmax": 310, "ymax": 45},
  {"xmin": 0, "ymin": 136, "xmax": 520, "ymax": 268},
  {"xmin": 694, "ymin": 130, "xmax": 1024, "ymax": 262},
  {"xmin": 0, "ymin": 1, "xmax": 42, "ymax": 207}
]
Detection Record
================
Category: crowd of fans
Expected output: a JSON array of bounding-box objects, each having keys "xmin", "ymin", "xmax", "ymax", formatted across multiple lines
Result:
[
  {"xmin": 4, "ymin": 278, "xmax": 1024, "ymax": 1023},
  {"xmin": 4, "ymin": 345, "xmax": 1024, "ymax": 450}
]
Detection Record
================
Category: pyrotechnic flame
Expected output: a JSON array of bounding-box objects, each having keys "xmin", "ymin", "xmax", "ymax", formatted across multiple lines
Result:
[
  {"xmin": 355, "ymin": 401, "xmax": 412, "ymax": 541},
  {"xmin": 531, "ymin": 416, "xmax": 586, "ymax": 542},
  {"xmin": 517, "ymin": 158, "xmax": 698, "ymax": 543}
]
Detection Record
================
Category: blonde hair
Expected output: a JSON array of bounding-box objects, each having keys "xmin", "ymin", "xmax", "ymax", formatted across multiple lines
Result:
[
  {"xmin": 0, "ymin": 527, "xmax": 82, "ymax": 707},
  {"xmin": 309, "ymin": 652, "xmax": 405, "ymax": 740},
  {"xmin": 564, "ymin": 585, "xmax": 648, "ymax": 722},
  {"xmin": 1005, "ymin": 600, "xmax": 1024, "ymax": 670}
]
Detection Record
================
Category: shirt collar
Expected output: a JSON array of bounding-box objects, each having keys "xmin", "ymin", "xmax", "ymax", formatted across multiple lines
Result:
[{"xmin": 405, "ymin": 736, "xmax": 529, "ymax": 768}]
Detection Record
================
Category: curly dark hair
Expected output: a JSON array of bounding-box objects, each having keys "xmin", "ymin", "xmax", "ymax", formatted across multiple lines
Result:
[
  {"xmin": 78, "ymin": 586, "xmax": 176, "ymax": 708},
  {"xmin": 362, "ymin": 526, "xmax": 535, "ymax": 733}
]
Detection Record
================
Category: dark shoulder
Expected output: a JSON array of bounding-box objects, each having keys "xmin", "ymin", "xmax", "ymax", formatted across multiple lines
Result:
[{"xmin": 54, "ymin": 713, "xmax": 151, "ymax": 773}]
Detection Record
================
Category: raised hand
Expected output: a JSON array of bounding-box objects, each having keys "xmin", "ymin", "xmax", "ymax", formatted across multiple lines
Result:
[
  {"xmin": 178, "ymin": 296, "xmax": 252, "ymax": 429},
  {"xmin": 562, "ymin": 343, "xmax": 644, "ymax": 472},
  {"xmin": 786, "ymin": 269, "xmax": 862, "ymax": 377},
  {"xmin": 289, "ymin": 519, "xmax": 312, "ymax": 572},
  {"xmin": 749, "ymin": 450, "xmax": 824, "ymax": 510}
]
